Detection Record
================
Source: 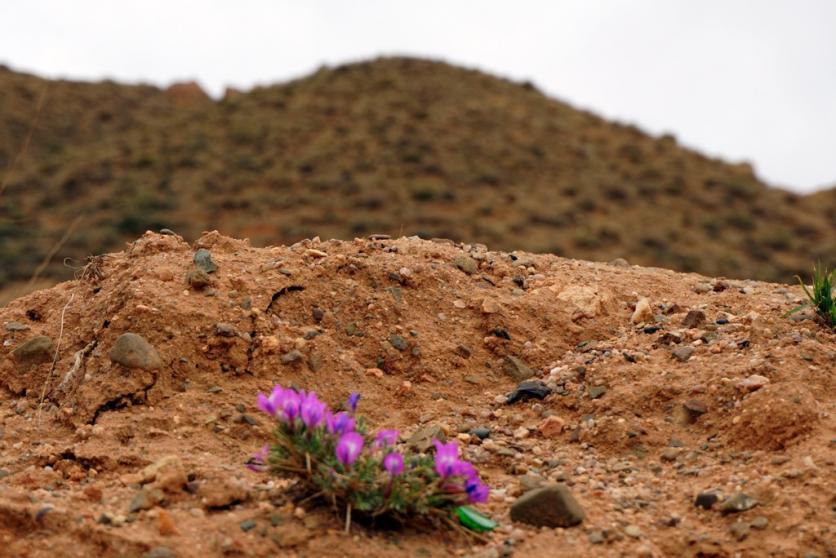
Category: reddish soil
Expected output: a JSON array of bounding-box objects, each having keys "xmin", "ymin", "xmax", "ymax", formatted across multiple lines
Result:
[{"xmin": 0, "ymin": 231, "xmax": 833, "ymax": 557}]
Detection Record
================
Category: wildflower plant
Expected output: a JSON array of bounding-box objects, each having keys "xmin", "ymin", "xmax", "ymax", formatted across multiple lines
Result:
[
  {"xmin": 248, "ymin": 385, "xmax": 493, "ymax": 533},
  {"xmin": 787, "ymin": 264, "xmax": 835, "ymax": 329}
]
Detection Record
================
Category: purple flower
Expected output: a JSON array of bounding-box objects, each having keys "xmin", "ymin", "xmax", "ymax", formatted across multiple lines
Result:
[
  {"xmin": 335, "ymin": 432, "xmax": 364, "ymax": 467},
  {"xmin": 256, "ymin": 384, "xmax": 286, "ymax": 416},
  {"xmin": 465, "ymin": 476, "xmax": 490, "ymax": 503},
  {"xmin": 374, "ymin": 429, "xmax": 400, "ymax": 449},
  {"xmin": 326, "ymin": 411, "xmax": 355, "ymax": 435},
  {"xmin": 246, "ymin": 444, "xmax": 269, "ymax": 472},
  {"xmin": 277, "ymin": 388, "xmax": 301, "ymax": 422},
  {"xmin": 383, "ymin": 452, "xmax": 404, "ymax": 476},
  {"xmin": 347, "ymin": 392, "xmax": 361, "ymax": 413},
  {"xmin": 433, "ymin": 439, "xmax": 461, "ymax": 478},
  {"xmin": 300, "ymin": 391, "xmax": 327, "ymax": 429},
  {"xmin": 453, "ymin": 460, "xmax": 477, "ymax": 479}
]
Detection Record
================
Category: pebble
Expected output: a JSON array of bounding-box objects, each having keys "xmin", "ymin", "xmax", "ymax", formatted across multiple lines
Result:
[
  {"xmin": 730, "ymin": 521, "xmax": 750, "ymax": 541},
  {"xmin": 502, "ymin": 355, "xmax": 535, "ymax": 381},
  {"xmin": 193, "ymin": 249, "xmax": 218, "ymax": 273},
  {"xmin": 538, "ymin": 415, "xmax": 565, "ymax": 438},
  {"xmin": 388, "ymin": 334, "xmax": 408, "ymax": 351},
  {"xmin": 681, "ymin": 399, "xmax": 707, "ymax": 424},
  {"xmin": 280, "ymin": 350, "xmax": 303, "ymax": 364},
  {"xmin": 672, "ymin": 346, "xmax": 694, "ymax": 362},
  {"xmin": 452, "ymin": 255, "xmax": 479, "ymax": 275},
  {"xmin": 4, "ymin": 321, "xmax": 29, "ymax": 332},
  {"xmin": 142, "ymin": 455, "xmax": 187, "ymax": 493},
  {"xmin": 143, "ymin": 547, "xmax": 176, "ymax": 558},
  {"xmin": 694, "ymin": 491, "xmax": 720, "ymax": 510},
  {"xmin": 240, "ymin": 519, "xmax": 258, "ymax": 532},
  {"xmin": 129, "ymin": 488, "xmax": 164, "ymax": 513},
  {"xmin": 11, "ymin": 336, "xmax": 55, "ymax": 368},
  {"xmin": 737, "ymin": 374, "xmax": 770, "ymax": 391},
  {"xmin": 694, "ymin": 282, "xmax": 712, "ymax": 294},
  {"xmin": 682, "ymin": 309, "xmax": 706, "ymax": 328},
  {"xmin": 506, "ymin": 380, "xmax": 552, "ymax": 404},
  {"xmin": 509, "ymin": 484, "xmax": 585, "ymax": 528},
  {"xmin": 631, "ymin": 298, "xmax": 654, "ymax": 324},
  {"xmin": 720, "ymin": 493, "xmax": 758, "ymax": 514},
  {"xmin": 186, "ymin": 269, "xmax": 211, "ymax": 289},
  {"xmin": 750, "ymin": 516, "xmax": 769, "ymax": 530},
  {"xmin": 587, "ymin": 385, "xmax": 607, "ymax": 399},
  {"xmin": 624, "ymin": 524, "xmax": 643, "ymax": 538},
  {"xmin": 109, "ymin": 333, "xmax": 163, "ymax": 370},
  {"xmin": 471, "ymin": 427, "xmax": 491, "ymax": 440}
]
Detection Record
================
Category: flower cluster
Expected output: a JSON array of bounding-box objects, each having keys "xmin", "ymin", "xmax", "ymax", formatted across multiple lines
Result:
[{"xmin": 248, "ymin": 385, "xmax": 490, "ymax": 528}]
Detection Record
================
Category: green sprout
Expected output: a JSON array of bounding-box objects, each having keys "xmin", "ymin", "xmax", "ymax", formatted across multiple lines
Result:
[{"xmin": 786, "ymin": 264, "xmax": 835, "ymax": 329}]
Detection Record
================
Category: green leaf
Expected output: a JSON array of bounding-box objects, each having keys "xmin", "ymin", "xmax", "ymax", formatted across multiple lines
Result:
[{"xmin": 455, "ymin": 506, "xmax": 496, "ymax": 533}]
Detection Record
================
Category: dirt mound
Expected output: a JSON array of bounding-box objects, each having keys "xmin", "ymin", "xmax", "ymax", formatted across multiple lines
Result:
[
  {"xmin": 0, "ymin": 232, "xmax": 833, "ymax": 557},
  {"xmin": 2, "ymin": 57, "xmax": 835, "ymax": 302}
]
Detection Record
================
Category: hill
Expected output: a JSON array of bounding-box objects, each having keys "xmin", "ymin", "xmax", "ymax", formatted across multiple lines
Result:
[
  {"xmin": 0, "ymin": 232, "xmax": 832, "ymax": 556},
  {"xmin": 1, "ymin": 57, "xmax": 834, "ymax": 303}
]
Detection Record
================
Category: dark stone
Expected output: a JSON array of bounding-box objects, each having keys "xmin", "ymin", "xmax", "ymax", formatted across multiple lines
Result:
[
  {"xmin": 682, "ymin": 310, "xmax": 706, "ymax": 328},
  {"xmin": 109, "ymin": 333, "xmax": 163, "ymax": 370},
  {"xmin": 503, "ymin": 355, "xmax": 535, "ymax": 381},
  {"xmin": 215, "ymin": 323, "xmax": 236, "ymax": 337},
  {"xmin": 643, "ymin": 325, "xmax": 660, "ymax": 334},
  {"xmin": 506, "ymin": 380, "xmax": 552, "ymax": 404},
  {"xmin": 193, "ymin": 249, "xmax": 218, "ymax": 273},
  {"xmin": 510, "ymin": 484, "xmax": 585, "ymax": 528},
  {"xmin": 11, "ymin": 336, "xmax": 54, "ymax": 368},
  {"xmin": 455, "ymin": 345, "xmax": 472, "ymax": 358},
  {"xmin": 280, "ymin": 350, "xmax": 303, "ymax": 364},
  {"xmin": 680, "ymin": 399, "xmax": 708, "ymax": 424},
  {"xmin": 694, "ymin": 491, "xmax": 720, "ymax": 510},
  {"xmin": 490, "ymin": 327, "xmax": 511, "ymax": 340},
  {"xmin": 389, "ymin": 334, "xmax": 408, "ymax": 351},
  {"xmin": 312, "ymin": 307, "xmax": 324, "ymax": 322},
  {"xmin": 240, "ymin": 519, "xmax": 258, "ymax": 532},
  {"xmin": 4, "ymin": 321, "xmax": 29, "ymax": 332},
  {"xmin": 470, "ymin": 427, "xmax": 491, "ymax": 440}
]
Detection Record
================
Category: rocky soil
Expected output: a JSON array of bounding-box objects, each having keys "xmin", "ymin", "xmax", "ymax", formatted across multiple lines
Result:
[{"xmin": 0, "ymin": 231, "xmax": 833, "ymax": 557}]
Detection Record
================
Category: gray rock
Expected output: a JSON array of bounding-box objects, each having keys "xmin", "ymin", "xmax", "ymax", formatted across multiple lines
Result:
[
  {"xmin": 509, "ymin": 484, "xmax": 585, "ymax": 528},
  {"xmin": 471, "ymin": 426, "xmax": 491, "ymax": 440},
  {"xmin": 506, "ymin": 380, "xmax": 551, "ymax": 404},
  {"xmin": 280, "ymin": 350, "xmax": 303, "ymax": 364},
  {"xmin": 128, "ymin": 488, "xmax": 164, "ymax": 513},
  {"xmin": 186, "ymin": 269, "xmax": 211, "ymax": 289},
  {"xmin": 624, "ymin": 524, "xmax": 642, "ymax": 538},
  {"xmin": 109, "ymin": 333, "xmax": 162, "ymax": 370},
  {"xmin": 672, "ymin": 346, "xmax": 694, "ymax": 362},
  {"xmin": 389, "ymin": 334, "xmax": 408, "ymax": 351},
  {"xmin": 11, "ymin": 336, "xmax": 54, "ymax": 368},
  {"xmin": 720, "ymin": 493, "xmax": 758, "ymax": 514},
  {"xmin": 588, "ymin": 530, "xmax": 605, "ymax": 544},
  {"xmin": 750, "ymin": 516, "xmax": 769, "ymax": 530},
  {"xmin": 4, "ymin": 321, "xmax": 29, "ymax": 332},
  {"xmin": 588, "ymin": 385, "xmax": 608, "ymax": 399},
  {"xmin": 452, "ymin": 255, "xmax": 479, "ymax": 275},
  {"xmin": 730, "ymin": 521, "xmax": 750, "ymax": 541},
  {"xmin": 407, "ymin": 424, "xmax": 444, "ymax": 452},
  {"xmin": 503, "ymin": 355, "xmax": 535, "ymax": 381},
  {"xmin": 143, "ymin": 547, "xmax": 176, "ymax": 558},
  {"xmin": 240, "ymin": 519, "xmax": 258, "ymax": 532},
  {"xmin": 215, "ymin": 323, "xmax": 236, "ymax": 337},
  {"xmin": 682, "ymin": 309, "xmax": 706, "ymax": 328},
  {"xmin": 193, "ymin": 249, "xmax": 218, "ymax": 273}
]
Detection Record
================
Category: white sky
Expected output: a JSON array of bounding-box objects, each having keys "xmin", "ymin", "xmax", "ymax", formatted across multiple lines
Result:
[{"xmin": 1, "ymin": 0, "xmax": 834, "ymax": 192}]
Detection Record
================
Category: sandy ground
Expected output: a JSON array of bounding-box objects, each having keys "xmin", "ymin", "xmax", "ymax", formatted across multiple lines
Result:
[{"xmin": 0, "ymin": 231, "xmax": 833, "ymax": 557}]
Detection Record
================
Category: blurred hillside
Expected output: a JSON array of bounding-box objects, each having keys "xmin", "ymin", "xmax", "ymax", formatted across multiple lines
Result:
[{"xmin": 1, "ymin": 57, "xmax": 834, "ymax": 300}]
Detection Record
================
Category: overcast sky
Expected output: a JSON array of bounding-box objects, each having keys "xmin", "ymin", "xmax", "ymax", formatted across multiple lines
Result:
[{"xmin": 1, "ymin": 0, "xmax": 834, "ymax": 192}]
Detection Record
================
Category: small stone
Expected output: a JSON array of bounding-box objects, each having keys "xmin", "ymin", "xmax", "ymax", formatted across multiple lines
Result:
[
  {"xmin": 588, "ymin": 385, "xmax": 607, "ymax": 399},
  {"xmin": 452, "ymin": 255, "xmax": 479, "ymax": 275},
  {"xmin": 682, "ymin": 309, "xmax": 706, "ymax": 328},
  {"xmin": 481, "ymin": 299, "xmax": 501, "ymax": 314},
  {"xmin": 624, "ymin": 524, "xmax": 642, "ymax": 538},
  {"xmin": 193, "ymin": 249, "xmax": 218, "ymax": 273},
  {"xmin": 513, "ymin": 426, "xmax": 530, "ymax": 439},
  {"xmin": 680, "ymin": 399, "xmax": 707, "ymax": 425},
  {"xmin": 503, "ymin": 355, "xmax": 535, "ymax": 381},
  {"xmin": 4, "ymin": 321, "xmax": 29, "ymax": 332},
  {"xmin": 509, "ymin": 484, "xmax": 585, "ymax": 528},
  {"xmin": 750, "ymin": 516, "xmax": 769, "ymax": 530},
  {"xmin": 143, "ymin": 547, "xmax": 176, "ymax": 558},
  {"xmin": 730, "ymin": 521, "xmax": 750, "ymax": 541},
  {"xmin": 694, "ymin": 491, "xmax": 720, "ymax": 510},
  {"xmin": 588, "ymin": 530, "xmax": 605, "ymax": 544},
  {"xmin": 84, "ymin": 485, "xmax": 103, "ymax": 502},
  {"xmin": 661, "ymin": 448, "xmax": 681, "ymax": 462},
  {"xmin": 538, "ymin": 415, "xmax": 565, "ymax": 438},
  {"xmin": 672, "ymin": 346, "xmax": 694, "ymax": 362},
  {"xmin": 109, "ymin": 333, "xmax": 163, "ymax": 370},
  {"xmin": 737, "ymin": 374, "xmax": 770, "ymax": 392},
  {"xmin": 215, "ymin": 323, "xmax": 236, "ymax": 337},
  {"xmin": 694, "ymin": 282, "xmax": 712, "ymax": 294},
  {"xmin": 519, "ymin": 474, "xmax": 546, "ymax": 492},
  {"xmin": 11, "ymin": 336, "xmax": 55, "ymax": 368},
  {"xmin": 199, "ymin": 478, "xmax": 250, "ymax": 509},
  {"xmin": 240, "ymin": 519, "xmax": 257, "ymax": 532},
  {"xmin": 408, "ymin": 425, "xmax": 445, "ymax": 452},
  {"xmin": 186, "ymin": 269, "xmax": 211, "ymax": 289},
  {"xmin": 388, "ymin": 334, "xmax": 408, "ymax": 351},
  {"xmin": 129, "ymin": 488, "xmax": 164, "ymax": 513},
  {"xmin": 608, "ymin": 258, "xmax": 629, "ymax": 267},
  {"xmin": 720, "ymin": 493, "xmax": 758, "ymax": 514},
  {"xmin": 506, "ymin": 380, "xmax": 552, "ymax": 404},
  {"xmin": 280, "ymin": 350, "xmax": 303, "ymax": 364},
  {"xmin": 631, "ymin": 298, "xmax": 654, "ymax": 324},
  {"xmin": 471, "ymin": 427, "xmax": 491, "ymax": 440}
]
